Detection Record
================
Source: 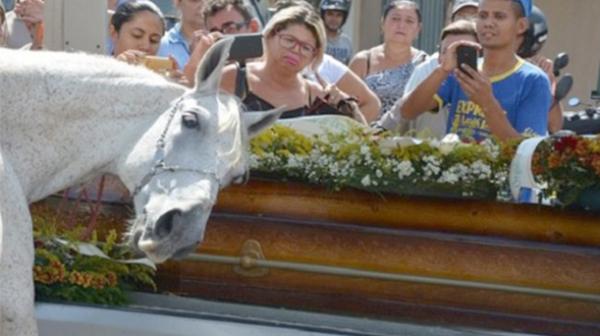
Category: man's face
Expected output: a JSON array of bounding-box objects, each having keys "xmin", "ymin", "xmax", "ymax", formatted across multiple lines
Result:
[
  {"xmin": 206, "ymin": 6, "xmax": 254, "ymax": 34},
  {"xmin": 323, "ymin": 10, "xmax": 345, "ymax": 32},
  {"xmin": 176, "ymin": 0, "xmax": 205, "ymax": 29},
  {"xmin": 476, "ymin": 0, "xmax": 527, "ymax": 50}
]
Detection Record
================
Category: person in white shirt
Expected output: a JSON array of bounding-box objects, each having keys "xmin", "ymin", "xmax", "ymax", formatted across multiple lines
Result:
[{"xmin": 378, "ymin": 20, "xmax": 479, "ymax": 137}]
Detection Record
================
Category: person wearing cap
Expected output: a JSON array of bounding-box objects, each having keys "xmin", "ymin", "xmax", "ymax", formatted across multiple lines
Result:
[
  {"xmin": 400, "ymin": 0, "xmax": 551, "ymax": 141},
  {"xmin": 451, "ymin": 0, "xmax": 479, "ymax": 22},
  {"xmin": 320, "ymin": 0, "xmax": 353, "ymax": 64},
  {"xmin": 157, "ymin": 0, "xmax": 206, "ymax": 70}
]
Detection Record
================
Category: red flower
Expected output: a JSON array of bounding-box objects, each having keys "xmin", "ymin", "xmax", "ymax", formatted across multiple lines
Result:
[{"xmin": 554, "ymin": 136, "xmax": 579, "ymax": 152}]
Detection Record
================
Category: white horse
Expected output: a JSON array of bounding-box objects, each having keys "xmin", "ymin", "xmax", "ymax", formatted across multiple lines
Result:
[{"xmin": 0, "ymin": 39, "xmax": 281, "ymax": 335}]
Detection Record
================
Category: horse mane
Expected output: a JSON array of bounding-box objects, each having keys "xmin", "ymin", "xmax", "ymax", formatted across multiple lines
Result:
[{"xmin": 216, "ymin": 92, "xmax": 249, "ymax": 184}]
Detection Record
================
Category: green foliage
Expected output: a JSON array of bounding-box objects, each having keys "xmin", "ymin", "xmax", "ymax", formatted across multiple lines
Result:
[{"xmin": 32, "ymin": 211, "xmax": 156, "ymax": 306}]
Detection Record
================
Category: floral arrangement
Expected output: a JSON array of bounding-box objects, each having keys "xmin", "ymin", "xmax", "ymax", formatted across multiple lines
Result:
[
  {"xmin": 532, "ymin": 135, "xmax": 600, "ymax": 207},
  {"xmin": 32, "ymin": 206, "xmax": 156, "ymax": 305},
  {"xmin": 250, "ymin": 121, "xmax": 600, "ymax": 210},
  {"xmin": 250, "ymin": 124, "xmax": 507, "ymax": 199}
]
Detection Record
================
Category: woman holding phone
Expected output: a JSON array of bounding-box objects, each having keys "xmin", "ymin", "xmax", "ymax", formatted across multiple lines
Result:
[
  {"xmin": 110, "ymin": 1, "xmax": 167, "ymax": 64},
  {"xmin": 219, "ymin": 5, "xmax": 365, "ymax": 122}
]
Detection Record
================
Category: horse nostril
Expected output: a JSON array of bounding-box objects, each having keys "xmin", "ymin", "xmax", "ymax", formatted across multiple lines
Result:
[{"xmin": 154, "ymin": 209, "xmax": 181, "ymax": 239}]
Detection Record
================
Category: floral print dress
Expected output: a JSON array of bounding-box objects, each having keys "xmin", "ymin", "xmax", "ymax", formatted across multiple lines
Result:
[{"xmin": 365, "ymin": 50, "xmax": 428, "ymax": 116}]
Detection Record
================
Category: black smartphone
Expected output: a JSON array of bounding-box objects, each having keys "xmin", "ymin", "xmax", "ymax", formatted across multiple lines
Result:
[
  {"xmin": 229, "ymin": 33, "xmax": 263, "ymax": 63},
  {"xmin": 456, "ymin": 45, "xmax": 478, "ymax": 77}
]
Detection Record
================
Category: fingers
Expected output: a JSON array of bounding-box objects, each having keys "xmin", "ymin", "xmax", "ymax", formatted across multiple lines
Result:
[
  {"xmin": 117, "ymin": 50, "xmax": 147, "ymax": 65},
  {"xmin": 167, "ymin": 55, "xmax": 179, "ymax": 70},
  {"xmin": 455, "ymin": 65, "xmax": 493, "ymax": 105},
  {"xmin": 455, "ymin": 70, "xmax": 477, "ymax": 97}
]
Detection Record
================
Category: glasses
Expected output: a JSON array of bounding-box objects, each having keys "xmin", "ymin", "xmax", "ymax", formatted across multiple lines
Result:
[
  {"xmin": 209, "ymin": 21, "xmax": 248, "ymax": 34},
  {"xmin": 277, "ymin": 33, "xmax": 317, "ymax": 58}
]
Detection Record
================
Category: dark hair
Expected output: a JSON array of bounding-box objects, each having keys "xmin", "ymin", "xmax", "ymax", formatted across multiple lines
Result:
[
  {"xmin": 203, "ymin": 0, "xmax": 254, "ymax": 24},
  {"xmin": 383, "ymin": 0, "xmax": 421, "ymax": 23},
  {"xmin": 111, "ymin": 1, "xmax": 166, "ymax": 34},
  {"xmin": 440, "ymin": 19, "xmax": 477, "ymax": 41}
]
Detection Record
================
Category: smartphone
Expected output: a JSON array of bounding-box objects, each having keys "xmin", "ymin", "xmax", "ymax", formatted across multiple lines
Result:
[
  {"xmin": 141, "ymin": 56, "xmax": 175, "ymax": 73},
  {"xmin": 228, "ymin": 33, "xmax": 263, "ymax": 63},
  {"xmin": 456, "ymin": 45, "xmax": 478, "ymax": 77}
]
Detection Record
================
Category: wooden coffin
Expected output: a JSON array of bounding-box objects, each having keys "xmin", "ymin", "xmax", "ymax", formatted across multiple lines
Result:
[{"xmin": 154, "ymin": 179, "xmax": 600, "ymax": 336}]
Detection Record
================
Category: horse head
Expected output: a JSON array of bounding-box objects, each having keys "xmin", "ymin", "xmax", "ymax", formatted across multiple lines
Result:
[{"xmin": 122, "ymin": 38, "xmax": 282, "ymax": 263}]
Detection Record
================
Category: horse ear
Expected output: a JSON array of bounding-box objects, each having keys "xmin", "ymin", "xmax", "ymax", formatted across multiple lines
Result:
[
  {"xmin": 243, "ymin": 107, "xmax": 286, "ymax": 138},
  {"xmin": 195, "ymin": 36, "xmax": 235, "ymax": 93}
]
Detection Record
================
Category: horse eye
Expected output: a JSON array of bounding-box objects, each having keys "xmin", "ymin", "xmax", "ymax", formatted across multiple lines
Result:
[{"xmin": 181, "ymin": 112, "xmax": 200, "ymax": 129}]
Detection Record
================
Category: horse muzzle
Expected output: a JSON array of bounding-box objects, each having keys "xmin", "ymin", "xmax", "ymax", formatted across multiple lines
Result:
[{"xmin": 135, "ymin": 206, "xmax": 208, "ymax": 263}]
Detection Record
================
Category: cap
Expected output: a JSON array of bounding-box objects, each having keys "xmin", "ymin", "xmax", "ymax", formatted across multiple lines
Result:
[
  {"xmin": 513, "ymin": 0, "xmax": 532, "ymax": 17},
  {"xmin": 452, "ymin": 0, "xmax": 479, "ymax": 16}
]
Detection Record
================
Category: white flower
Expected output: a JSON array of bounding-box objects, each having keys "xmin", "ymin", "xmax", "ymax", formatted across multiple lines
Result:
[
  {"xmin": 360, "ymin": 145, "xmax": 370, "ymax": 155},
  {"xmin": 395, "ymin": 161, "xmax": 415, "ymax": 179},
  {"xmin": 439, "ymin": 171, "xmax": 459, "ymax": 184},
  {"xmin": 375, "ymin": 169, "xmax": 383, "ymax": 178},
  {"xmin": 361, "ymin": 175, "xmax": 371, "ymax": 187},
  {"xmin": 422, "ymin": 155, "xmax": 441, "ymax": 177}
]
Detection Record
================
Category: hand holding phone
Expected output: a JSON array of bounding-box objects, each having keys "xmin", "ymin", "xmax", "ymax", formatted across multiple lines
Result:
[
  {"xmin": 141, "ymin": 56, "xmax": 176, "ymax": 74},
  {"xmin": 456, "ymin": 45, "xmax": 478, "ymax": 77},
  {"xmin": 228, "ymin": 33, "xmax": 263, "ymax": 63}
]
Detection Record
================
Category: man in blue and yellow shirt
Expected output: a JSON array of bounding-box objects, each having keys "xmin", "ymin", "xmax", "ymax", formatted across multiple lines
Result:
[{"xmin": 400, "ymin": 0, "xmax": 551, "ymax": 141}]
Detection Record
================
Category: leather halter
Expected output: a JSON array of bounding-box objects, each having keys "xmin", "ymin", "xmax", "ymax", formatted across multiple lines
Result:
[{"xmin": 132, "ymin": 98, "xmax": 219, "ymax": 198}]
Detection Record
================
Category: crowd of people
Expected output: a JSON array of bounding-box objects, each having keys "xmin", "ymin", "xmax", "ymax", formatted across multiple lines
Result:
[{"xmin": 1, "ymin": 0, "xmax": 562, "ymax": 142}]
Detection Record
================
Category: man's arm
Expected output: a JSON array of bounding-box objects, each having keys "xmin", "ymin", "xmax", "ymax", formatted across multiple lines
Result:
[
  {"xmin": 548, "ymin": 102, "xmax": 564, "ymax": 133},
  {"xmin": 400, "ymin": 66, "xmax": 448, "ymax": 120},
  {"xmin": 402, "ymin": 41, "xmax": 477, "ymax": 120}
]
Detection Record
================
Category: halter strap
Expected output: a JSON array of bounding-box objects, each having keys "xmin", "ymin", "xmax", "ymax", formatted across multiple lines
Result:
[{"xmin": 132, "ymin": 97, "xmax": 219, "ymax": 198}]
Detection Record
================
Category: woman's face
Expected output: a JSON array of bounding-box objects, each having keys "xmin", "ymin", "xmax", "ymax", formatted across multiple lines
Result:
[
  {"xmin": 267, "ymin": 24, "xmax": 318, "ymax": 73},
  {"xmin": 111, "ymin": 10, "xmax": 164, "ymax": 56},
  {"xmin": 382, "ymin": 6, "xmax": 421, "ymax": 45}
]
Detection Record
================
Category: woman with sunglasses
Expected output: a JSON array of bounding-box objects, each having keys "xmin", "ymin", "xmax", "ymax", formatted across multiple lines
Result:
[{"xmin": 220, "ymin": 5, "xmax": 364, "ymax": 121}]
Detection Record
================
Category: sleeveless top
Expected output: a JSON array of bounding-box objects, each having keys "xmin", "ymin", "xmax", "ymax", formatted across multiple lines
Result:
[
  {"xmin": 364, "ymin": 49, "xmax": 428, "ymax": 116},
  {"xmin": 236, "ymin": 66, "xmax": 311, "ymax": 119}
]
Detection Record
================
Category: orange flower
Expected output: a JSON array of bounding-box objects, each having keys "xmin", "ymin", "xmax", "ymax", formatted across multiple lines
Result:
[{"xmin": 547, "ymin": 152, "xmax": 563, "ymax": 169}]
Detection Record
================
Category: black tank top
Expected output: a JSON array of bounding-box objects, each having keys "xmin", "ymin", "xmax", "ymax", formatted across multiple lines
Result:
[{"xmin": 236, "ymin": 65, "xmax": 311, "ymax": 119}]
